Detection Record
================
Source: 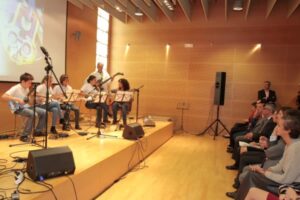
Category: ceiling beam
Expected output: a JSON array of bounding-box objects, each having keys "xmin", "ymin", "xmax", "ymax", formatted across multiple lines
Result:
[
  {"xmin": 177, "ymin": 0, "xmax": 192, "ymax": 22},
  {"xmin": 68, "ymin": 0, "xmax": 84, "ymax": 9},
  {"xmin": 287, "ymin": 0, "xmax": 300, "ymax": 18},
  {"xmin": 244, "ymin": 0, "xmax": 251, "ymax": 20},
  {"xmin": 77, "ymin": 0, "xmax": 95, "ymax": 9},
  {"xmin": 143, "ymin": 0, "xmax": 152, "ymax": 7},
  {"xmin": 91, "ymin": 0, "xmax": 127, "ymax": 23},
  {"xmin": 200, "ymin": 0, "xmax": 209, "ymax": 20},
  {"xmin": 153, "ymin": 0, "xmax": 175, "ymax": 22},
  {"xmin": 265, "ymin": 0, "xmax": 277, "ymax": 19},
  {"xmin": 117, "ymin": 0, "xmax": 143, "ymax": 22},
  {"xmin": 131, "ymin": 0, "xmax": 158, "ymax": 22}
]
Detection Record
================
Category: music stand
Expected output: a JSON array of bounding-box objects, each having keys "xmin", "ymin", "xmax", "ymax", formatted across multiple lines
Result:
[
  {"xmin": 176, "ymin": 102, "xmax": 189, "ymax": 133},
  {"xmin": 198, "ymin": 105, "xmax": 229, "ymax": 140}
]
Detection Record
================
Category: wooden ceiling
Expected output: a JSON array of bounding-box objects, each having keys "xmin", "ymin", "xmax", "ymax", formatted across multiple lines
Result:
[{"xmin": 68, "ymin": 0, "xmax": 300, "ymax": 23}]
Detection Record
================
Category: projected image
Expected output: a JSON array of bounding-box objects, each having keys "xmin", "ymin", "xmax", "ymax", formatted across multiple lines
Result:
[
  {"xmin": 0, "ymin": 0, "xmax": 43, "ymax": 66},
  {"xmin": 0, "ymin": 0, "xmax": 66, "ymax": 82}
]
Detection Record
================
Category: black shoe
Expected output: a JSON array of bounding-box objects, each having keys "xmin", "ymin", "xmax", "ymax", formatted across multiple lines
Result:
[
  {"xmin": 59, "ymin": 118, "xmax": 65, "ymax": 125},
  {"xmin": 50, "ymin": 126, "xmax": 58, "ymax": 134},
  {"xmin": 75, "ymin": 125, "xmax": 82, "ymax": 130},
  {"xmin": 226, "ymin": 191, "xmax": 237, "ymax": 199},
  {"xmin": 227, "ymin": 148, "xmax": 233, "ymax": 153},
  {"xmin": 33, "ymin": 131, "xmax": 45, "ymax": 137},
  {"xmin": 232, "ymin": 182, "xmax": 239, "ymax": 189},
  {"xmin": 62, "ymin": 124, "xmax": 70, "ymax": 131},
  {"xmin": 19, "ymin": 136, "xmax": 30, "ymax": 142},
  {"xmin": 226, "ymin": 164, "xmax": 238, "ymax": 170}
]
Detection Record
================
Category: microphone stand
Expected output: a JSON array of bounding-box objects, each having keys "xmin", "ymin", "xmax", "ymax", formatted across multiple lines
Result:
[
  {"xmin": 134, "ymin": 85, "xmax": 144, "ymax": 123},
  {"xmin": 43, "ymin": 55, "xmax": 68, "ymax": 147}
]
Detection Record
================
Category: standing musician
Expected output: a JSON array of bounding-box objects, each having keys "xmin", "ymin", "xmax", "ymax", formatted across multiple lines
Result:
[
  {"xmin": 36, "ymin": 75, "xmax": 65, "ymax": 134},
  {"xmin": 112, "ymin": 78, "xmax": 132, "ymax": 125},
  {"xmin": 1, "ymin": 73, "xmax": 46, "ymax": 142},
  {"xmin": 52, "ymin": 74, "xmax": 81, "ymax": 130},
  {"xmin": 80, "ymin": 75, "xmax": 110, "ymax": 128},
  {"xmin": 85, "ymin": 62, "xmax": 111, "ymax": 91}
]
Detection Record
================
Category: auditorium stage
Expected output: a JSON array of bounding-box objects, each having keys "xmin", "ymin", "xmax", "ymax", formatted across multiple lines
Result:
[{"xmin": 0, "ymin": 121, "xmax": 173, "ymax": 200}]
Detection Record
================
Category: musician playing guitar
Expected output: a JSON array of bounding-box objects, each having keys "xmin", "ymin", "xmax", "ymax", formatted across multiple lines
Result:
[
  {"xmin": 36, "ymin": 75, "xmax": 66, "ymax": 134},
  {"xmin": 80, "ymin": 75, "xmax": 110, "ymax": 128},
  {"xmin": 1, "ymin": 73, "xmax": 46, "ymax": 142},
  {"xmin": 52, "ymin": 74, "xmax": 82, "ymax": 130}
]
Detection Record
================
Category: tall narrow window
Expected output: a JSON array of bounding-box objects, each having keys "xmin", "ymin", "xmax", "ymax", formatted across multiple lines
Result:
[{"xmin": 96, "ymin": 8, "xmax": 110, "ymax": 70}]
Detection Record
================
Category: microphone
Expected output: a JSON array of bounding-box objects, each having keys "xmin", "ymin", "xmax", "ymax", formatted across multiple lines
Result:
[{"xmin": 40, "ymin": 46, "xmax": 49, "ymax": 57}]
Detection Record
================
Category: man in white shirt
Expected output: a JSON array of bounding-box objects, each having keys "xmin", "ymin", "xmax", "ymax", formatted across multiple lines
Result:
[
  {"xmin": 81, "ymin": 75, "xmax": 110, "ymax": 127},
  {"xmin": 53, "ymin": 74, "xmax": 81, "ymax": 130},
  {"xmin": 85, "ymin": 62, "xmax": 111, "ymax": 92},
  {"xmin": 1, "ymin": 73, "xmax": 46, "ymax": 142},
  {"xmin": 36, "ymin": 75, "xmax": 65, "ymax": 134}
]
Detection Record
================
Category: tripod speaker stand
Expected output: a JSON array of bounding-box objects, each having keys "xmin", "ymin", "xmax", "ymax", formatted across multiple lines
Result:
[
  {"xmin": 199, "ymin": 105, "xmax": 229, "ymax": 139},
  {"xmin": 199, "ymin": 72, "xmax": 229, "ymax": 139}
]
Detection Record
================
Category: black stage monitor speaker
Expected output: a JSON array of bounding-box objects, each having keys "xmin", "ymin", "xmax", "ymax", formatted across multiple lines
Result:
[
  {"xmin": 214, "ymin": 72, "xmax": 226, "ymax": 105},
  {"xmin": 123, "ymin": 123, "xmax": 145, "ymax": 140},
  {"xmin": 26, "ymin": 146, "xmax": 75, "ymax": 181}
]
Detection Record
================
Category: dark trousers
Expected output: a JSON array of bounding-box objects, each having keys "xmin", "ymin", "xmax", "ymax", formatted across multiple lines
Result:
[
  {"xmin": 112, "ymin": 102, "xmax": 129, "ymax": 125},
  {"xmin": 85, "ymin": 101, "xmax": 108, "ymax": 126},
  {"xmin": 232, "ymin": 136, "xmax": 252, "ymax": 166},
  {"xmin": 235, "ymin": 171, "xmax": 280, "ymax": 200},
  {"xmin": 61, "ymin": 103, "xmax": 80, "ymax": 126}
]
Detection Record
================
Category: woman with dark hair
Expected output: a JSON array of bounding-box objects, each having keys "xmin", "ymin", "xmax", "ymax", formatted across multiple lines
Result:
[
  {"xmin": 80, "ymin": 75, "xmax": 110, "ymax": 127},
  {"xmin": 112, "ymin": 78, "xmax": 132, "ymax": 125}
]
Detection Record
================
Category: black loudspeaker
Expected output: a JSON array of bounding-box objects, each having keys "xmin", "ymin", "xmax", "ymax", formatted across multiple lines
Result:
[
  {"xmin": 214, "ymin": 72, "xmax": 226, "ymax": 105},
  {"xmin": 123, "ymin": 123, "xmax": 145, "ymax": 140},
  {"xmin": 26, "ymin": 146, "xmax": 75, "ymax": 181}
]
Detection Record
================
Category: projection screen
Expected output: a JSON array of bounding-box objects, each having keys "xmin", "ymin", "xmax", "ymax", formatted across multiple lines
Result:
[{"xmin": 0, "ymin": 0, "xmax": 67, "ymax": 82}]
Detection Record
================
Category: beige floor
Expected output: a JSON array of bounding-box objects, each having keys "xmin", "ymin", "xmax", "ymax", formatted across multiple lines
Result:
[{"xmin": 97, "ymin": 133, "xmax": 236, "ymax": 200}]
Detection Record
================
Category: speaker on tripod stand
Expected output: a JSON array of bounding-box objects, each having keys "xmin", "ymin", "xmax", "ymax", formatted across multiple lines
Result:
[{"xmin": 199, "ymin": 72, "xmax": 229, "ymax": 139}]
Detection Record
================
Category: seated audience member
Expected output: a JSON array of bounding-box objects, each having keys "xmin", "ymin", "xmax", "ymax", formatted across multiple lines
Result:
[
  {"xmin": 112, "ymin": 78, "xmax": 132, "ymax": 125},
  {"xmin": 36, "ymin": 75, "xmax": 65, "ymax": 134},
  {"xmin": 226, "ymin": 104, "xmax": 277, "ymax": 170},
  {"xmin": 52, "ymin": 74, "xmax": 81, "ymax": 130},
  {"xmin": 228, "ymin": 102, "xmax": 264, "ymax": 152},
  {"xmin": 224, "ymin": 102, "xmax": 257, "ymax": 139},
  {"xmin": 226, "ymin": 107, "xmax": 290, "ymax": 198},
  {"xmin": 258, "ymin": 81, "xmax": 277, "ymax": 104},
  {"xmin": 80, "ymin": 75, "xmax": 110, "ymax": 128},
  {"xmin": 1, "ymin": 73, "xmax": 46, "ymax": 142},
  {"xmin": 234, "ymin": 109, "xmax": 300, "ymax": 200}
]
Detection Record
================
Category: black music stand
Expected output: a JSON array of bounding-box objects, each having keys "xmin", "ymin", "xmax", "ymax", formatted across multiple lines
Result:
[
  {"xmin": 134, "ymin": 85, "xmax": 144, "ymax": 122},
  {"xmin": 198, "ymin": 105, "xmax": 229, "ymax": 140}
]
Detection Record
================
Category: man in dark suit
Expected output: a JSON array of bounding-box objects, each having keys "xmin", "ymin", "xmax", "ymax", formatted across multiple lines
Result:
[{"xmin": 258, "ymin": 81, "xmax": 277, "ymax": 104}]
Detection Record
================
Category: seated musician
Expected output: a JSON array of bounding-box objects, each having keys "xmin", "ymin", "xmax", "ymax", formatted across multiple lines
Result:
[
  {"xmin": 52, "ymin": 74, "xmax": 81, "ymax": 130},
  {"xmin": 1, "ymin": 73, "xmax": 46, "ymax": 142},
  {"xmin": 80, "ymin": 75, "xmax": 110, "ymax": 128},
  {"xmin": 112, "ymin": 78, "xmax": 132, "ymax": 125},
  {"xmin": 36, "ymin": 75, "xmax": 65, "ymax": 134}
]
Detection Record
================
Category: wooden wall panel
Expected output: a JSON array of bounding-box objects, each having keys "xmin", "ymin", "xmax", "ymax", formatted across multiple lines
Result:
[{"xmin": 110, "ymin": 12, "xmax": 300, "ymax": 132}]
